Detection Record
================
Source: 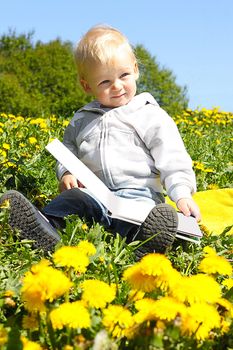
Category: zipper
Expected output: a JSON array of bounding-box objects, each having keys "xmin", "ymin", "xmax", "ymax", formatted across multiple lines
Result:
[{"xmin": 99, "ymin": 113, "xmax": 114, "ymax": 188}]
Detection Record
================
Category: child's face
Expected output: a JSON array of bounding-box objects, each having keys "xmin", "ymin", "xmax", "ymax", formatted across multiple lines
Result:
[{"xmin": 80, "ymin": 50, "xmax": 139, "ymax": 108}]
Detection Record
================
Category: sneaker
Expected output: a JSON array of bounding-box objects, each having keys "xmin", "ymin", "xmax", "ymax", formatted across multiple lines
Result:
[
  {"xmin": 0, "ymin": 190, "xmax": 60, "ymax": 251},
  {"xmin": 134, "ymin": 203, "xmax": 178, "ymax": 259}
]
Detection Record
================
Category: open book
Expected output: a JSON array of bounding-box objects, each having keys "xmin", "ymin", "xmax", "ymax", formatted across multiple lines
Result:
[{"xmin": 46, "ymin": 139, "xmax": 203, "ymax": 244}]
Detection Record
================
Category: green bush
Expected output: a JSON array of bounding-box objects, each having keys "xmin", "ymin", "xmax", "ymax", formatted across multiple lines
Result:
[{"xmin": 0, "ymin": 31, "xmax": 188, "ymax": 118}]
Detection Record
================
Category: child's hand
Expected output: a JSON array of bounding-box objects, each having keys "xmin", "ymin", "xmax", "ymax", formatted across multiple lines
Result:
[
  {"xmin": 176, "ymin": 198, "xmax": 201, "ymax": 222},
  {"xmin": 59, "ymin": 173, "xmax": 81, "ymax": 192}
]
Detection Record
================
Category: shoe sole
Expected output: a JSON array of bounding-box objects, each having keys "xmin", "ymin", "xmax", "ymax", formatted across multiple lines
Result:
[
  {"xmin": 0, "ymin": 190, "xmax": 60, "ymax": 251},
  {"xmin": 135, "ymin": 203, "xmax": 178, "ymax": 259}
]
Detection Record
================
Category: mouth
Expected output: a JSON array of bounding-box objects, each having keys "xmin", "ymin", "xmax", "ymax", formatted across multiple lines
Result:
[{"xmin": 111, "ymin": 93, "xmax": 126, "ymax": 99}]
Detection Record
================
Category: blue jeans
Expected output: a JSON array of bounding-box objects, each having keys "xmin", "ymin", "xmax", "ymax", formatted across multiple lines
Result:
[{"xmin": 42, "ymin": 188, "xmax": 164, "ymax": 240}]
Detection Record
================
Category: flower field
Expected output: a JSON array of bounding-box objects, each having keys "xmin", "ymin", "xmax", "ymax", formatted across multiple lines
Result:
[{"xmin": 0, "ymin": 108, "xmax": 232, "ymax": 350}]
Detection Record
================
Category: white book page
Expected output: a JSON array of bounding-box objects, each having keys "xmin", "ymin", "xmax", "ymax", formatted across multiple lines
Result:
[
  {"xmin": 177, "ymin": 212, "xmax": 202, "ymax": 237},
  {"xmin": 175, "ymin": 233, "xmax": 201, "ymax": 244}
]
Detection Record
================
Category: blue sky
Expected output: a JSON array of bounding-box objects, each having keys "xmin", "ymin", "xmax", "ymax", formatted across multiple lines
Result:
[{"xmin": 1, "ymin": 0, "xmax": 233, "ymax": 112}]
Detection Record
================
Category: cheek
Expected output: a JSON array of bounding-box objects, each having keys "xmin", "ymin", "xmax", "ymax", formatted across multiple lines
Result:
[
  {"xmin": 128, "ymin": 81, "xmax": 137, "ymax": 93},
  {"xmin": 98, "ymin": 89, "xmax": 109, "ymax": 98}
]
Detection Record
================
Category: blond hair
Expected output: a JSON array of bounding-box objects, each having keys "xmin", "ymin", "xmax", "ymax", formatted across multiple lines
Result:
[{"xmin": 74, "ymin": 25, "xmax": 137, "ymax": 78}]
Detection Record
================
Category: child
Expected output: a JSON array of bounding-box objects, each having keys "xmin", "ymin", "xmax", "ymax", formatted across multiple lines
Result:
[{"xmin": 0, "ymin": 25, "xmax": 201, "ymax": 258}]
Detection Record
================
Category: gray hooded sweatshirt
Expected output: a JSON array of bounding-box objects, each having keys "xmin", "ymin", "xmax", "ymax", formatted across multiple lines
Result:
[{"xmin": 56, "ymin": 92, "xmax": 196, "ymax": 204}]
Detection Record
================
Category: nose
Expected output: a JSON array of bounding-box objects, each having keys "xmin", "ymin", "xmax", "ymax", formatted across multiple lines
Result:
[{"xmin": 112, "ymin": 79, "xmax": 122, "ymax": 91}]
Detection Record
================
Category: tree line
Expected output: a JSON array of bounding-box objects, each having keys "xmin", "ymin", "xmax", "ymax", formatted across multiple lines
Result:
[{"xmin": 0, "ymin": 31, "xmax": 188, "ymax": 118}]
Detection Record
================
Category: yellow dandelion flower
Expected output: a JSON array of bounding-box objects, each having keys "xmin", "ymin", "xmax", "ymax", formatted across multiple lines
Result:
[
  {"xmin": 22, "ymin": 314, "xmax": 39, "ymax": 330},
  {"xmin": 5, "ymin": 161, "xmax": 17, "ymax": 168},
  {"xmin": 31, "ymin": 258, "xmax": 50, "ymax": 271},
  {"xmin": 16, "ymin": 115, "xmax": 24, "ymax": 122},
  {"xmin": 0, "ymin": 326, "xmax": 8, "ymax": 346},
  {"xmin": 77, "ymin": 240, "xmax": 96, "ymax": 256},
  {"xmin": 0, "ymin": 128, "xmax": 3, "ymax": 133},
  {"xmin": 155, "ymin": 320, "xmax": 166, "ymax": 332},
  {"xmin": 128, "ymin": 289, "xmax": 145, "ymax": 302},
  {"xmin": 81, "ymin": 280, "xmax": 116, "ymax": 309},
  {"xmin": 4, "ymin": 290, "xmax": 14, "ymax": 297},
  {"xmin": 0, "ymin": 149, "xmax": 7, "ymax": 158},
  {"xmin": 29, "ymin": 137, "xmax": 37, "ymax": 144},
  {"xmin": 203, "ymin": 245, "xmax": 218, "ymax": 255},
  {"xmin": 21, "ymin": 336, "xmax": 43, "ymax": 350},
  {"xmin": 207, "ymin": 183, "xmax": 219, "ymax": 190},
  {"xmin": 194, "ymin": 130, "xmax": 202, "ymax": 137},
  {"xmin": 180, "ymin": 303, "xmax": 221, "ymax": 340},
  {"xmin": 204, "ymin": 167, "xmax": 214, "ymax": 173},
  {"xmin": 123, "ymin": 254, "xmax": 182, "ymax": 293},
  {"xmin": 39, "ymin": 121, "xmax": 47, "ymax": 129},
  {"xmin": 134, "ymin": 298, "xmax": 158, "ymax": 324},
  {"xmin": 50, "ymin": 301, "xmax": 90, "ymax": 330},
  {"xmin": 81, "ymin": 223, "xmax": 88, "ymax": 230},
  {"xmin": 222, "ymin": 278, "xmax": 233, "ymax": 290},
  {"xmin": 155, "ymin": 267, "xmax": 182, "ymax": 292},
  {"xmin": 102, "ymin": 305, "xmax": 135, "ymax": 339},
  {"xmin": 139, "ymin": 253, "xmax": 173, "ymax": 276},
  {"xmin": 75, "ymin": 334, "xmax": 86, "ymax": 344},
  {"xmin": 123, "ymin": 263, "xmax": 157, "ymax": 292},
  {"xmin": 199, "ymin": 224, "xmax": 210, "ymax": 235},
  {"xmin": 21, "ymin": 259, "xmax": 73, "ymax": 312},
  {"xmin": 29, "ymin": 119, "xmax": 39, "ymax": 125},
  {"xmin": 151, "ymin": 297, "xmax": 187, "ymax": 322},
  {"xmin": 0, "ymin": 199, "xmax": 10, "ymax": 209},
  {"xmin": 220, "ymin": 319, "xmax": 231, "ymax": 334},
  {"xmin": 2, "ymin": 143, "xmax": 10, "ymax": 150},
  {"xmin": 53, "ymin": 246, "xmax": 90, "ymax": 273},
  {"xmin": 29, "ymin": 118, "xmax": 46, "ymax": 127},
  {"xmin": 193, "ymin": 161, "xmax": 205, "ymax": 171},
  {"xmin": 134, "ymin": 297, "xmax": 186, "ymax": 324},
  {"xmin": 199, "ymin": 248, "xmax": 232, "ymax": 276},
  {"xmin": 63, "ymin": 346, "xmax": 74, "ymax": 350},
  {"xmin": 171, "ymin": 274, "xmax": 221, "ymax": 304},
  {"xmin": 49, "ymin": 115, "xmax": 57, "ymax": 122},
  {"xmin": 216, "ymin": 298, "xmax": 233, "ymax": 318},
  {"xmin": 63, "ymin": 120, "xmax": 69, "ymax": 127}
]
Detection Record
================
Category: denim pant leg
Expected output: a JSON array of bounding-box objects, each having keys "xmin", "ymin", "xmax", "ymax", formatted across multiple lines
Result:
[
  {"xmin": 42, "ymin": 188, "xmax": 111, "ymax": 229},
  {"xmin": 109, "ymin": 219, "xmax": 139, "ymax": 240},
  {"xmin": 42, "ymin": 188, "xmax": 139, "ymax": 239}
]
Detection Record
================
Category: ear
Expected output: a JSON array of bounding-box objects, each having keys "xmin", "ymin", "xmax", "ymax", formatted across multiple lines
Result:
[
  {"xmin": 80, "ymin": 79, "xmax": 92, "ymax": 93},
  {"xmin": 134, "ymin": 61, "xmax": 139, "ymax": 80}
]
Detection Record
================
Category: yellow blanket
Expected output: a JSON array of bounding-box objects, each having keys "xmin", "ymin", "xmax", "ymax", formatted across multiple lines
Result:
[{"xmin": 166, "ymin": 188, "xmax": 233, "ymax": 235}]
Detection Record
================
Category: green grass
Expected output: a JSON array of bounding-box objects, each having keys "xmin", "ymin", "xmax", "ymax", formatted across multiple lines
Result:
[{"xmin": 0, "ymin": 109, "xmax": 232, "ymax": 349}]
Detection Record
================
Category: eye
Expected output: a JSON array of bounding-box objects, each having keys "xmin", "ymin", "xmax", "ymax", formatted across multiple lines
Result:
[
  {"xmin": 120, "ymin": 72, "xmax": 130, "ymax": 79},
  {"xmin": 99, "ymin": 80, "xmax": 110, "ymax": 86}
]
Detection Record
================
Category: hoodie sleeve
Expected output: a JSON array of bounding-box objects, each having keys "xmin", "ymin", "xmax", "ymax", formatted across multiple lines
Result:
[{"xmin": 136, "ymin": 104, "xmax": 196, "ymax": 203}]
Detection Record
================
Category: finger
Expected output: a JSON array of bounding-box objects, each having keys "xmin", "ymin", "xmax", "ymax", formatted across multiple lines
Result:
[
  {"xmin": 71, "ymin": 181, "xmax": 78, "ymax": 188},
  {"xmin": 182, "ymin": 206, "xmax": 191, "ymax": 217},
  {"xmin": 178, "ymin": 202, "xmax": 191, "ymax": 217},
  {"xmin": 190, "ymin": 207, "xmax": 201, "ymax": 222}
]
